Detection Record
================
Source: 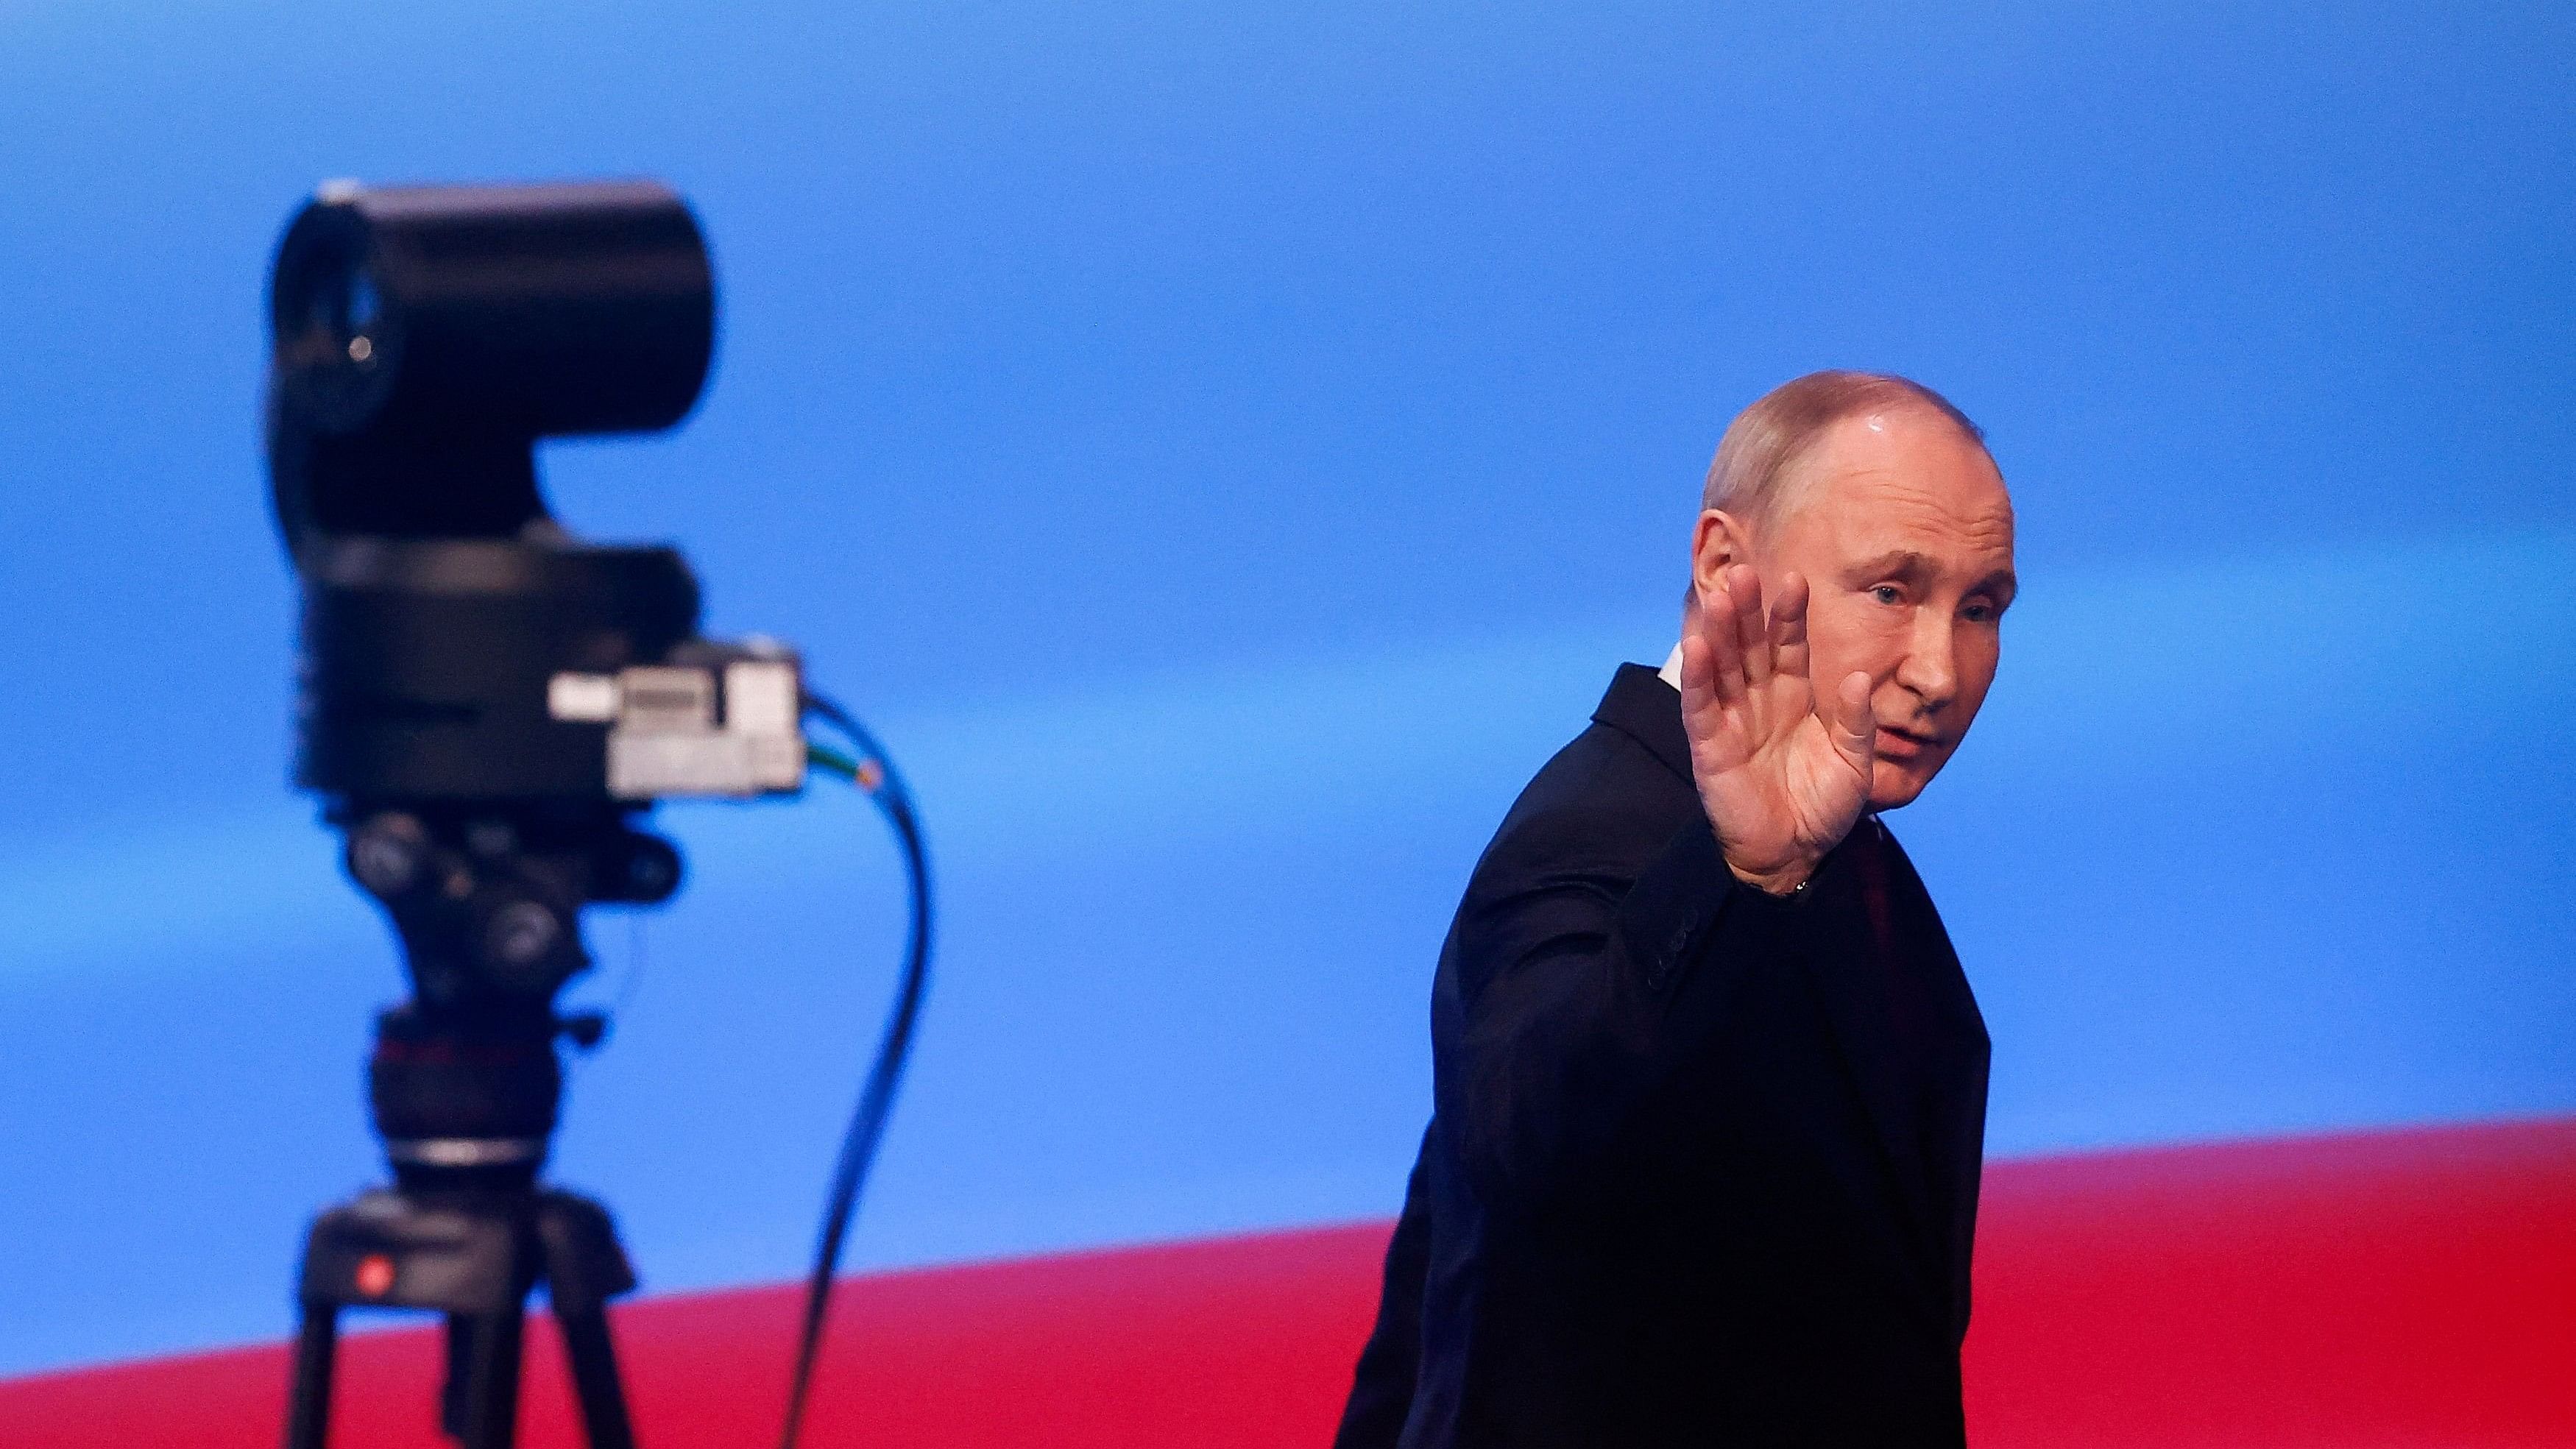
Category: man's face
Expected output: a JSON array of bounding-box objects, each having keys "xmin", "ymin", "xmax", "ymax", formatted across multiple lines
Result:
[{"xmin": 1752, "ymin": 408, "xmax": 2016, "ymax": 810}]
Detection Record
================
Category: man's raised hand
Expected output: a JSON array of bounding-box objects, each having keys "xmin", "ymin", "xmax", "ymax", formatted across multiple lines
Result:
[{"xmin": 1677, "ymin": 564, "xmax": 1875, "ymax": 894}]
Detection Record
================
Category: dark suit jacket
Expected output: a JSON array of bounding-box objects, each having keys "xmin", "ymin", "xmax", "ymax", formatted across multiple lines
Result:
[{"xmin": 1335, "ymin": 664, "xmax": 1990, "ymax": 1448}]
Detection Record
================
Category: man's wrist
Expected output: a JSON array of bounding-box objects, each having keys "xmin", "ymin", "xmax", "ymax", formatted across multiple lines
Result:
[{"xmin": 1722, "ymin": 854, "xmax": 1818, "ymax": 898}]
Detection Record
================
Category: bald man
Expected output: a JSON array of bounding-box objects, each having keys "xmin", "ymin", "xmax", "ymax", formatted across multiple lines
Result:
[{"xmin": 1336, "ymin": 372, "xmax": 2016, "ymax": 1447}]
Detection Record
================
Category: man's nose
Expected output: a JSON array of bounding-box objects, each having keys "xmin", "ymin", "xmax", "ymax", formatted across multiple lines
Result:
[{"xmin": 1894, "ymin": 606, "xmax": 1958, "ymax": 714}]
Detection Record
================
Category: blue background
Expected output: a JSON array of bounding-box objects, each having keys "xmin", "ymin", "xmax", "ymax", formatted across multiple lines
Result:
[{"xmin": 3, "ymin": 0, "xmax": 2571, "ymax": 1378}]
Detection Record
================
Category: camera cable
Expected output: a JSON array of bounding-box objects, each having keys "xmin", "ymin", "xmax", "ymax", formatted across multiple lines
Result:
[{"xmin": 779, "ymin": 689, "xmax": 933, "ymax": 1449}]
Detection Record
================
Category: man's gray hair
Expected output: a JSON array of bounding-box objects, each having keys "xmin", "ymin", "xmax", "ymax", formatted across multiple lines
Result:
[{"xmin": 1703, "ymin": 370, "xmax": 1989, "ymax": 536}]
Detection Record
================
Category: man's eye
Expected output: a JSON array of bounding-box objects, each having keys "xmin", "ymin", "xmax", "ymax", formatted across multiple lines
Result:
[
  {"xmin": 1961, "ymin": 602, "xmax": 1992, "ymax": 623},
  {"xmin": 1871, "ymin": 585, "xmax": 1903, "ymax": 605}
]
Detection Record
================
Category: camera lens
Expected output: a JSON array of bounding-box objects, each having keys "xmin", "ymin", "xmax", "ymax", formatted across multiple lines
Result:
[
  {"xmin": 286, "ymin": 253, "xmax": 379, "ymax": 366},
  {"xmin": 271, "ymin": 212, "xmax": 397, "ymax": 435}
]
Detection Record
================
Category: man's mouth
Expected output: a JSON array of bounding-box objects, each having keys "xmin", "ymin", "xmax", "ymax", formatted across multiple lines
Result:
[{"xmin": 1875, "ymin": 724, "xmax": 1940, "ymax": 760}]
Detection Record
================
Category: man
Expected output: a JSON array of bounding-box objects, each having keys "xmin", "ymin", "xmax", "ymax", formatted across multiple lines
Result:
[{"xmin": 1336, "ymin": 372, "xmax": 2016, "ymax": 1447}]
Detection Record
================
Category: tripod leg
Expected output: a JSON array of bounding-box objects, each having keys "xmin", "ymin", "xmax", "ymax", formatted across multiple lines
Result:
[
  {"xmin": 448, "ymin": 1307, "xmax": 526, "ymax": 1449},
  {"xmin": 555, "ymin": 1303, "xmax": 638, "ymax": 1449},
  {"xmin": 283, "ymin": 1300, "xmax": 338, "ymax": 1449},
  {"xmin": 442, "ymin": 1314, "xmax": 475, "ymax": 1440}
]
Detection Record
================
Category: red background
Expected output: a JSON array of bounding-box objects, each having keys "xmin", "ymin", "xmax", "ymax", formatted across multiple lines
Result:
[{"xmin": 9, "ymin": 1118, "xmax": 2570, "ymax": 1448}]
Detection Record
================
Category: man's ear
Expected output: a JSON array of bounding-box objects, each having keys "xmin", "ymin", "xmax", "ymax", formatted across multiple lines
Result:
[{"xmin": 1690, "ymin": 510, "xmax": 1755, "ymax": 599}]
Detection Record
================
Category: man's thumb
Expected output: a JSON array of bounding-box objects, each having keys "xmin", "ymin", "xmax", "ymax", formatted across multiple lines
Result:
[{"xmin": 1830, "ymin": 672, "xmax": 1875, "ymax": 772}]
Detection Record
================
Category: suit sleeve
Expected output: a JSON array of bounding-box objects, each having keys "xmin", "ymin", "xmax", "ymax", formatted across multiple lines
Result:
[
  {"xmin": 1331, "ymin": 1121, "xmax": 1436, "ymax": 1449},
  {"xmin": 1436, "ymin": 809, "xmax": 1810, "ymax": 1206}
]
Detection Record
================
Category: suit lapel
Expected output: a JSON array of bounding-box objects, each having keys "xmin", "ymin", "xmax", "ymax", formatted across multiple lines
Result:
[
  {"xmin": 1872, "ymin": 831, "xmax": 1992, "ymax": 1337},
  {"xmin": 1794, "ymin": 817, "xmax": 1950, "ymax": 1289}
]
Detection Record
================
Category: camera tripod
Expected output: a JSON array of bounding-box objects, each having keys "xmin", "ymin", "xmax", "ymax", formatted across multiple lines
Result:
[
  {"xmin": 283, "ymin": 808, "xmax": 679, "ymax": 1449},
  {"xmin": 260, "ymin": 180, "xmax": 931, "ymax": 1449}
]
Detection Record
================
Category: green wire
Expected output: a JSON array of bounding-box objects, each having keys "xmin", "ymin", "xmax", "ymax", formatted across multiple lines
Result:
[{"xmin": 806, "ymin": 742, "xmax": 862, "ymax": 781}]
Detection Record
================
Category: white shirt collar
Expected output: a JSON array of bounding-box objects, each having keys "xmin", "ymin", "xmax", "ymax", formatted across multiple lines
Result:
[{"xmin": 1657, "ymin": 642, "xmax": 1684, "ymax": 692}]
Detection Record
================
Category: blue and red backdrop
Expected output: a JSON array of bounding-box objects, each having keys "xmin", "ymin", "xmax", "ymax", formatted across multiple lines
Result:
[{"xmin": 1, "ymin": 1, "xmax": 2569, "ymax": 1442}]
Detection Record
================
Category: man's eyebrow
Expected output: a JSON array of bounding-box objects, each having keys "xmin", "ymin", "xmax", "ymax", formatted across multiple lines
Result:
[{"xmin": 1844, "ymin": 549, "xmax": 1933, "ymax": 580}]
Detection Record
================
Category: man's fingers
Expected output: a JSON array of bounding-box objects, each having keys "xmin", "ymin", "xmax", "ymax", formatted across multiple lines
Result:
[
  {"xmin": 1771, "ymin": 572, "xmax": 1811, "ymax": 682},
  {"xmin": 1678, "ymin": 631, "xmax": 1716, "ymax": 717},
  {"xmin": 1702, "ymin": 584, "xmax": 1748, "ymax": 704},
  {"xmin": 1830, "ymin": 670, "xmax": 1875, "ymax": 776},
  {"xmin": 1727, "ymin": 565, "xmax": 1770, "ymax": 688}
]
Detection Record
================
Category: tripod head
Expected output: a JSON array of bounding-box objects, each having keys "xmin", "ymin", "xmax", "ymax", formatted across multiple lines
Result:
[
  {"xmin": 266, "ymin": 180, "xmax": 805, "ymax": 1175},
  {"xmin": 342, "ymin": 803, "xmax": 674, "ymax": 1184}
]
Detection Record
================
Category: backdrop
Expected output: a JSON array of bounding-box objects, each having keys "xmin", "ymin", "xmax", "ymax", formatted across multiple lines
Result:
[{"xmin": 2, "ymin": 0, "xmax": 2569, "ymax": 1378}]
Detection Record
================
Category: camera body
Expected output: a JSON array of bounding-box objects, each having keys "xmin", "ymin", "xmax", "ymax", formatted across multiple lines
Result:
[
  {"xmin": 268, "ymin": 179, "xmax": 802, "ymax": 1037},
  {"xmin": 269, "ymin": 178, "xmax": 804, "ymax": 811}
]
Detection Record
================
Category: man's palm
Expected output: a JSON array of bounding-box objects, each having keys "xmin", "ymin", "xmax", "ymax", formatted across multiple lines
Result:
[{"xmin": 1679, "ymin": 567, "xmax": 1875, "ymax": 891}]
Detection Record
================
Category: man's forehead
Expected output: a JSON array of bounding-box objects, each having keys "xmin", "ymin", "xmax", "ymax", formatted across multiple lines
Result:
[
  {"xmin": 1810, "ymin": 466, "xmax": 2014, "ymax": 527},
  {"xmin": 1775, "ymin": 450, "xmax": 2013, "ymax": 584},
  {"xmin": 1810, "ymin": 502, "xmax": 2017, "ymax": 578}
]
